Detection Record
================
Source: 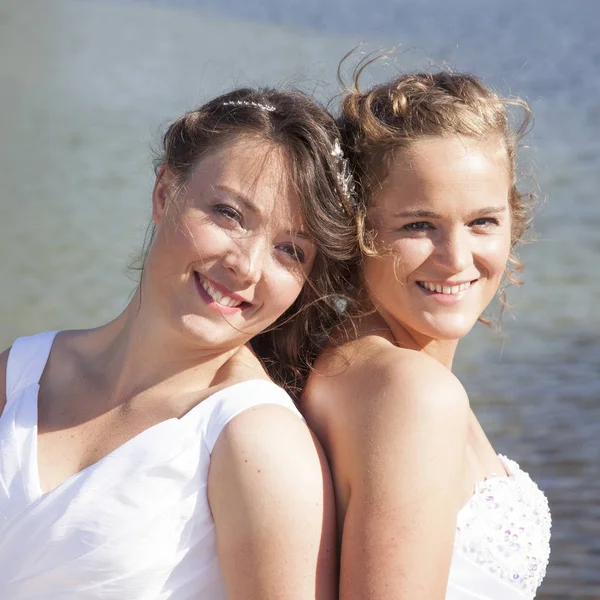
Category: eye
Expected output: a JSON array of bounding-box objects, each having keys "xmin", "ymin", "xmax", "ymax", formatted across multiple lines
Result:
[
  {"xmin": 277, "ymin": 243, "xmax": 306, "ymax": 264},
  {"xmin": 214, "ymin": 204, "xmax": 243, "ymax": 225},
  {"xmin": 469, "ymin": 217, "xmax": 500, "ymax": 229},
  {"xmin": 401, "ymin": 221, "xmax": 433, "ymax": 232}
]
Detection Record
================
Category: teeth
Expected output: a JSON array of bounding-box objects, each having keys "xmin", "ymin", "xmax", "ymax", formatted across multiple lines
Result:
[
  {"xmin": 419, "ymin": 281, "xmax": 472, "ymax": 295},
  {"xmin": 199, "ymin": 276, "xmax": 243, "ymax": 308}
]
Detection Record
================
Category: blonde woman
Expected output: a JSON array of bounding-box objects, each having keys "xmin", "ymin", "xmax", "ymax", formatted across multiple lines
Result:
[{"xmin": 304, "ymin": 69, "xmax": 551, "ymax": 600}]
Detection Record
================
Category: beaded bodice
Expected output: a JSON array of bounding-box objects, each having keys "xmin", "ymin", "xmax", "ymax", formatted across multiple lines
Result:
[{"xmin": 452, "ymin": 454, "xmax": 551, "ymax": 599}]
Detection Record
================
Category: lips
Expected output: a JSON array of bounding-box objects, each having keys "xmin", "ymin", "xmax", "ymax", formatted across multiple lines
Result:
[
  {"xmin": 194, "ymin": 272, "xmax": 250, "ymax": 310},
  {"xmin": 417, "ymin": 280, "xmax": 475, "ymax": 295}
]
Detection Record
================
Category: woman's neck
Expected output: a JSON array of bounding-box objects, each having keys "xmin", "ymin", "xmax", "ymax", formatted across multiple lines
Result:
[
  {"xmin": 82, "ymin": 289, "xmax": 244, "ymax": 406},
  {"xmin": 357, "ymin": 308, "xmax": 459, "ymax": 370}
]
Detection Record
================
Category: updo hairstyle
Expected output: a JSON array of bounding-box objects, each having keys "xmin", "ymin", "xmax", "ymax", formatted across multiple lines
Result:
[{"xmin": 338, "ymin": 57, "xmax": 536, "ymax": 299}]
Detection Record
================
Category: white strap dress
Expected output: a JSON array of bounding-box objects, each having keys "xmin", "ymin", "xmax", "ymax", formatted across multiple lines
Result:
[{"xmin": 0, "ymin": 331, "xmax": 303, "ymax": 599}]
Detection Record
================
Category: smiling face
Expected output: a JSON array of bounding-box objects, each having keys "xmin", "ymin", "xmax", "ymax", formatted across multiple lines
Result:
[
  {"xmin": 362, "ymin": 136, "xmax": 512, "ymax": 346},
  {"xmin": 145, "ymin": 138, "xmax": 315, "ymax": 351}
]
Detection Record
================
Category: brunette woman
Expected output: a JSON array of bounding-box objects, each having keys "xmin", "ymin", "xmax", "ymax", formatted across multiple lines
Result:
[{"xmin": 0, "ymin": 87, "xmax": 356, "ymax": 600}]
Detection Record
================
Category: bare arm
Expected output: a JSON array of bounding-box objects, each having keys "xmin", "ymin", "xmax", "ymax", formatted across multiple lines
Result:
[
  {"xmin": 0, "ymin": 348, "xmax": 9, "ymax": 417},
  {"xmin": 208, "ymin": 404, "xmax": 337, "ymax": 600},
  {"xmin": 306, "ymin": 349, "xmax": 469, "ymax": 600}
]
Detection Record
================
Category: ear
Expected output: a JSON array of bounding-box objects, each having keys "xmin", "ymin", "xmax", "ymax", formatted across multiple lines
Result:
[{"xmin": 152, "ymin": 165, "xmax": 177, "ymax": 226}]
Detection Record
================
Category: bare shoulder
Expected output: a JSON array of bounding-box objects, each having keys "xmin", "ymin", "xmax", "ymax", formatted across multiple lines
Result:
[
  {"xmin": 303, "ymin": 336, "xmax": 469, "ymax": 499},
  {"xmin": 210, "ymin": 362, "xmax": 330, "ymax": 509},
  {"xmin": 208, "ymin": 398, "xmax": 337, "ymax": 599},
  {"xmin": 210, "ymin": 399, "xmax": 324, "ymax": 492},
  {"xmin": 304, "ymin": 335, "xmax": 468, "ymax": 432},
  {"xmin": 0, "ymin": 347, "xmax": 10, "ymax": 416},
  {"xmin": 304, "ymin": 336, "xmax": 470, "ymax": 597}
]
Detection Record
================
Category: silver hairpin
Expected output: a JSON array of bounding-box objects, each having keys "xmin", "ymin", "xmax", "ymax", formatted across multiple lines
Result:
[
  {"xmin": 222, "ymin": 100, "xmax": 276, "ymax": 112},
  {"xmin": 332, "ymin": 138, "xmax": 344, "ymax": 160},
  {"xmin": 331, "ymin": 138, "xmax": 356, "ymax": 209}
]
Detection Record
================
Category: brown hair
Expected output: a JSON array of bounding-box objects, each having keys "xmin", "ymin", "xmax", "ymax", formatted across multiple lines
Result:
[
  {"xmin": 146, "ymin": 87, "xmax": 357, "ymax": 396},
  {"xmin": 338, "ymin": 56, "xmax": 535, "ymax": 312}
]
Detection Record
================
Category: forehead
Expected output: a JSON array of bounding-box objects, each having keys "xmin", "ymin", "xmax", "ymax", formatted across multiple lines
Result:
[
  {"xmin": 377, "ymin": 136, "xmax": 510, "ymax": 208},
  {"xmin": 188, "ymin": 138, "xmax": 304, "ymax": 229}
]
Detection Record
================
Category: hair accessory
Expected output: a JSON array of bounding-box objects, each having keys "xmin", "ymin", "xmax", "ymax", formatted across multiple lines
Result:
[
  {"xmin": 222, "ymin": 100, "xmax": 276, "ymax": 112},
  {"xmin": 331, "ymin": 138, "xmax": 356, "ymax": 208}
]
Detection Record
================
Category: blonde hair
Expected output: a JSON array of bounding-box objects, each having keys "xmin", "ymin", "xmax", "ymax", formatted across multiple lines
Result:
[{"xmin": 338, "ymin": 56, "xmax": 536, "ymax": 313}]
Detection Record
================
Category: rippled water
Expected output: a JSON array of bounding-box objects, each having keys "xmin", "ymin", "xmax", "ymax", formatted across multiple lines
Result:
[{"xmin": 1, "ymin": 0, "xmax": 598, "ymax": 597}]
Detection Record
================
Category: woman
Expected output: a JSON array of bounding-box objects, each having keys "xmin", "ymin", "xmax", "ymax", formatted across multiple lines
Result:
[
  {"xmin": 0, "ymin": 87, "xmax": 355, "ymax": 599},
  {"xmin": 303, "ymin": 68, "xmax": 551, "ymax": 599}
]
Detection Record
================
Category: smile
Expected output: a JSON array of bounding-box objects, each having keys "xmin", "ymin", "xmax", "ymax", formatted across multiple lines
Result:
[
  {"xmin": 417, "ymin": 280, "xmax": 475, "ymax": 295},
  {"xmin": 194, "ymin": 273, "xmax": 246, "ymax": 309}
]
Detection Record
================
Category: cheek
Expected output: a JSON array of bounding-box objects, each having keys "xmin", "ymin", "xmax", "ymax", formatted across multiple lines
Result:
[
  {"xmin": 477, "ymin": 234, "xmax": 512, "ymax": 280},
  {"xmin": 364, "ymin": 240, "xmax": 430, "ymax": 287},
  {"xmin": 174, "ymin": 216, "xmax": 231, "ymax": 259},
  {"xmin": 362, "ymin": 254, "xmax": 402, "ymax": 300},
  {"xmin": 264, "ymin": 270, "xmax": 305, "ymax": 315}
]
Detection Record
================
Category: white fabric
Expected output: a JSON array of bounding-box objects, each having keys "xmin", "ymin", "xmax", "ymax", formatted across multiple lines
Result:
[
  {"xmin": 0, "ymin": 331, "xmax": 303, "ymax": 599},
  {"xmin": 447, "ymin": 455, "xmax": 551, "ymax": 599}
]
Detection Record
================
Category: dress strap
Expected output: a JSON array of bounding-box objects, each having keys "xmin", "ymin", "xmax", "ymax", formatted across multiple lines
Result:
[
  {"xmin": 5, "ymin": 331, "xmax": 59, "ymax": 404},
  {"xmin": 202, "ymin": 379, "xmax": 303, "ymax": 453}
]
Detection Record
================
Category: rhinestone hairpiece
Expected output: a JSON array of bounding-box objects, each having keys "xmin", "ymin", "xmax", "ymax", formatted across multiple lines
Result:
[
  {"xmin": 331, "ymin": 138, "xmax": 356, "ymax": 209},
  {"xmin": 221, "ymin": 100, "xmax": 276, "ymax": 112}
]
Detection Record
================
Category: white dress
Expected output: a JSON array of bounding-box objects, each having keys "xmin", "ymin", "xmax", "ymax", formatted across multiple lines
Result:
[
  {"xmin": 0, "ymin": 331, "xmax": 304, "ymax": 599},
  {"xmin": 447, "ymin": 456, "xmax": 551, "ymax": 599}
]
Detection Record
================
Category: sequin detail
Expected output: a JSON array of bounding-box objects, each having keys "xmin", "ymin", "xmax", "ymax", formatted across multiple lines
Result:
[{"xmin": 454, "ymin": 455, "xmax": 551, "ymax": 599}]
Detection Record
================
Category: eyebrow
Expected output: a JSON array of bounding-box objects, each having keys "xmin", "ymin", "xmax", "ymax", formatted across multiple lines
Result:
[
  {"xmin": 392, "ymin": 206, "xmax": 508, "ymax": 219},
  {"xmin": 290, "ymin": 230, "xmax": 312, "ymax": 241},
  {"xmin": 215, "ymin": 185, "xmax": 312, "ymax": 242},
  {"xmin": 215, "ymin": 185, "xmax": 262, "ymax": 216}
]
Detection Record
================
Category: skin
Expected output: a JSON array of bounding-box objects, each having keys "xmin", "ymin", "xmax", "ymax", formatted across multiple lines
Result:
[
  {"xmin": 144, "ymin": 140, "xmax": 318, "ymax": 352},
  {"xmin": 303, "ymin": 136, "xmax": 513, "ymax": 599},
  {"xmin": 0, "ymin": 138, "xmax": 337, "ymax": 600}
]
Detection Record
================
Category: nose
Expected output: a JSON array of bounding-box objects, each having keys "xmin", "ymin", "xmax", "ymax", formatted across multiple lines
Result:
[
  {"xmin": 431, "ymin": 227, "xmax": 473, "ymax": 274},
  {"xmin": 222, "ymin": 234, "xmax": 267, "ymax": 285}
]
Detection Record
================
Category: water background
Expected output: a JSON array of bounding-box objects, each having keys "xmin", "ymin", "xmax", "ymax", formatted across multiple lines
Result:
[{"xmin": 1, "ymin": 0, "xmax": 598, "ymax": 597}]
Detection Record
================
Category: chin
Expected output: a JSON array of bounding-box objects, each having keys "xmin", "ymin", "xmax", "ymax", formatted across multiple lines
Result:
[
  {"xmin": 418, "ymin": 315, "xmax": 480, "ymax": 342},
  {"xmin": 177, "ymin": 314, "xmax": 239, "ymax": 347}
]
